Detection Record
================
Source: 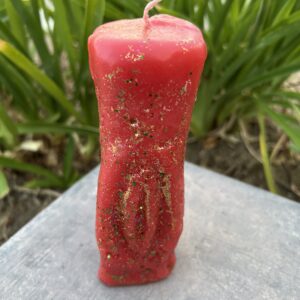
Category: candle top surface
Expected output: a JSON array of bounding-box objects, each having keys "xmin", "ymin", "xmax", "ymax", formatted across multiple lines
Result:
[{"xmin": 91, "ymin": 15, "xmax": 205, "ymax": 47}]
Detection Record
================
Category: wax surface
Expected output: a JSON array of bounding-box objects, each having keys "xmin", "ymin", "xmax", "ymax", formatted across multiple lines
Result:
[{"xmin": 89, "ymin": 14, "xmax": 206, "ymax": 286}]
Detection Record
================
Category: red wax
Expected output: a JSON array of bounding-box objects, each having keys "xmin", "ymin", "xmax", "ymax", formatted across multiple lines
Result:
[{"xmin": 88, "ymin": 14, "xmax": 206, "ymax": 286}]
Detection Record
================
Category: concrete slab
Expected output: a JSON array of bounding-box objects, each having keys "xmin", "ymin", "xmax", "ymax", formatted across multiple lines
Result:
[{"xmin": 0, "ymin": 163, "xmax": 299, "ymax": 300}]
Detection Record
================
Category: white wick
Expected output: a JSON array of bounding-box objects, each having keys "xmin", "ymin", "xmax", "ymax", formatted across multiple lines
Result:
[{"xmin": 143, "ymin": 0, "xmax": 162, "ymax": 25}]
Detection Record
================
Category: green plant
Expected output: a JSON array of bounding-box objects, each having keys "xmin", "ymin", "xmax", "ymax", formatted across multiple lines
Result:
[
  {"xmin": 0, "ymin": 170, "xmax": 9, "ymax": 198},
  {"xmin": 105, "ymin": 0, "xmax": 300, "ymax": 193},
  {"xmin": 0, "ymin": 0, "xmax": 300, "ymax": 194},
  {"xmin": 0, "ymin": 0, "xmax": 105, "ymax": 192}
]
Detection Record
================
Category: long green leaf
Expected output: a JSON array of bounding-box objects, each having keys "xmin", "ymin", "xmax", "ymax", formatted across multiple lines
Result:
[
  {"xmin": 0, "ymin": 40, "xmax": 82, "ymax": 121},
  {"xmin": 105, "ymin": 1, "xmax": 129, "ymax": 20},
  {"xmin": 0, "ymin": 55, "xmax": 40, "ymax": 117},
  {"xmin": 11, "ymin": 0, "xmax": 51, "ymax": 70},
  {"xmin": 24, "ymin": 178, "xmax": 72, "ymax": 189},
  {"xmin": 5, "ymin": 0, "xmax": 27, "ymax": 48},
  {"xmin": 260, "ymin": 103, "xmax": 300, "ymax": 148},
  {"xmin": 0, "ymin": 156, "xmax": 63, "ymax": 186},
  {"xmin": 53, "ymin": 0, "xmax": 77, "ymax": 78},
  {"xmin": 0, "ymin": 102, "xmax": 18, "ymax": 147},
  {"xmin": 212, "ymin": 0, "xmax": 234, "ymax": 45},
  {"xmin": 0, "ymin": 171, "xmax": 9, "ymax": 199},
  {"xmin": 109, "ymin": 0, "xmax": 142, "ymax": 17},
  {"xmin": 272, "ymin": 0, "xmax": 296, "ymax": 26},
  {"xmin": 76, "ymin": 0, "xmax": 105, "ymax": 121},
  {"xmin": 0, "ymin": 19, "xmax": 26, "ymax": 52},
  {"xmin": 81, "ymin": 0, "xmax": 105, "ymax": 63},
  {"xmin": 233, "ymin": 62, "xmax": 300, "ymax": 92},
  {"xmin": 17, "ymin": 122, "xmax": 99, "ymax": 135},
  {"xmin": 258, "ymin": 114, "xmax": 277, "ymax": 194},
  {"xmin": 65, "ymin": 0, "xmax": 83, "ymax": 35},
  {"xmin": 63, "ymin": 135, "xmax": 75, "ymax": 181},
  {"xmin": 156, "ymin": 6, "xmax": 188, "ymax": 19}
]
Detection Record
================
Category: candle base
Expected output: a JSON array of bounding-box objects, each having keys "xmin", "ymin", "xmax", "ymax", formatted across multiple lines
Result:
[{"xmin": 98, "ymin": 253, "xmax": 176, "ymax": 286}]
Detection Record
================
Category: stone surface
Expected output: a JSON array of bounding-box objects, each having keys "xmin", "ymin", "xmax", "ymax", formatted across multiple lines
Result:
[{"xmin": 0, "ymin": 162, "xmax": 299, "ymax": 300}]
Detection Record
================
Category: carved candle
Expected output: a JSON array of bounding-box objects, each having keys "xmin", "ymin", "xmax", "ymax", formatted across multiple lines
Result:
[{"xmin": 88, "ymin": 0, "xmax": 207, "ymax": 286}]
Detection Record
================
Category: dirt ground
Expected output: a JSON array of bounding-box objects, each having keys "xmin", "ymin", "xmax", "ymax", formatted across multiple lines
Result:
[
  {"xmin": 1, "ymin": 119, "xmax": 299, "ymax": 246},
  {"xmin": 186, "ymin": 135, "xmax": 300, "ymax": 202},
  {"xmin": 0, "ymin": 183, "xmax": 60, "ymax": 245}
]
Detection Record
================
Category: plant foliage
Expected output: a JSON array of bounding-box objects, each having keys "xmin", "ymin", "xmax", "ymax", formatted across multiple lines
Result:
[{"xmin": 0, "ymin": 0, "xmax": 300, "ymax": 192}]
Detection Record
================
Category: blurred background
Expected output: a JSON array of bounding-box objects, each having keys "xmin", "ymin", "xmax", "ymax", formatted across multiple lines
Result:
[{"xmin": 0, "ymin": 0, "xmax": 299, "ymax": 244}]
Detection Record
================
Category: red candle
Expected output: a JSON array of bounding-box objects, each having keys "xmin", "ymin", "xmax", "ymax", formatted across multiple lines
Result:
[{"xmin": 88, "ymin": 0, "xmax": 207, "ymax": 286}]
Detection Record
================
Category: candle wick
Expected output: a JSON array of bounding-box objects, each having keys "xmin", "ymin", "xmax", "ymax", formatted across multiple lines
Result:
[{"xmin": 143, "ymin": 0, "xmax": 162, "ymax": 26}]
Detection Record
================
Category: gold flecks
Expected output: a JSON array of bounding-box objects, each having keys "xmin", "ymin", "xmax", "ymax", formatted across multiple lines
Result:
[
  {"xmin": 123, "ymin": 187, "xmax": 131, "ymax": 208},
  {"xmin": 159, "ymin": 172, "xmax": 175, "ymax": 229},
  {"xmin": 109, "ymin": 138, "xmax": 122, "ymax": 155},
  {"xmin": 180, "ymin": 84, "xmax": 187, "ymax": 95},
  {"xmin": 103, "ymin": 207, "xmax": 113, "ymax": 214},
  {"xmin": 107, "ymin": 254, "xmax": 111, "ymax": 260},
  {"xmin": 181, "ymin": 46, "xmax": 188, "ymax": 52},
  {"xmin": 117, "ymin": 89, "xmax": 126, "ymax": 103},
  {"xmin": 110, "ymin": 245, "xmax": 118, "ymax": 253},
  {"xmin": 180, "ymin": 79, "xmax": 192, "ymax": 96},
  {"xmin": 125, "ymin": 78, "xmax": 133, "ymax": 84},
  {"xmin": 105, "ymin": 67, "xmax": 123, "ymax": 81},
  {"xmin": 130, "ymin": 119, "xmax": 139, "ymax": 128},
  {"xmin": 110, "ymin": 144, "xmax": 118, "ymax": 154},
  {"xmin": 119, "ymin": 177, "xmax": 134, "ymax": 214},
  {"xmin": 125, "ymin": 52, "xmax": 145, "ymax": 62},
  {"xmin": 160, "ymin": 174, "xmax": 171, "ymax": 209},
  {"xmin": 154, "ymin": 145, "xmax": 165, "ymax": 151},
  {"xmin": 111, "ymin": 274, "xmax": 125, "ymax": 281},
  {"xmin": 140, "ymin": 182, "xmax": 151, "ymax": 228},
  {"xmin": 172, "ymin": 154, "xmax": 178, "ymax": 165},
  {"xmin": 112, "ymin": 223, "xmax": 119, "ymax": 237}
]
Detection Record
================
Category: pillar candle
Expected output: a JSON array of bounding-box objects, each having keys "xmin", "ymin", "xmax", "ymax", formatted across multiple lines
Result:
[{"xmin": 88, "ymin": 0, "xmax": 207, "ymax": 286}]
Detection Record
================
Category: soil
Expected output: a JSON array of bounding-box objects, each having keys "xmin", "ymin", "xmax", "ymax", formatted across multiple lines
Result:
[
  {"xmin": 0, "ymin": 181, "xmax": 60, "ymax": 245},
  {"xmin": 1, "ymin": 118, "xmax": 299, "ymax": 246},
  {"xmin": 186, "ymin": 136, "xmax": 300, "ymax": 202},
  {"xmin": 0, "ymin": 135, "xmax": 100, "ymax": 246}
]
